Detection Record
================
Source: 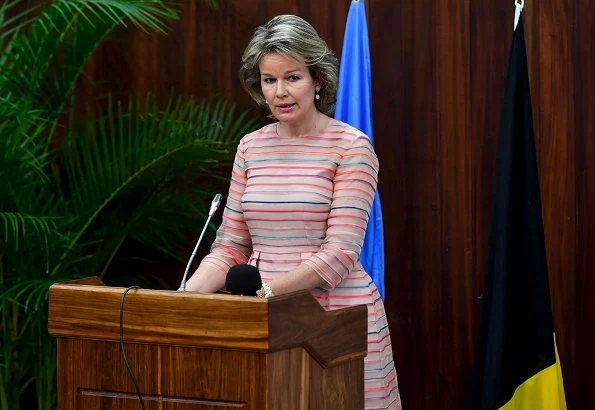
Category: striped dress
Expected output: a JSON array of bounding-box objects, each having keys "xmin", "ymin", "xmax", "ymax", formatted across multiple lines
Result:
[{"xmin": 200, "ymin": 120, "xmax": 402, "ymax": 409}]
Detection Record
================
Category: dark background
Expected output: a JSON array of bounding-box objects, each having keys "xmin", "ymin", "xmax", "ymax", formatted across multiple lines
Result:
[{"xmin": 74, "ymin": 0, "xmax": 594, "ymax": 409}]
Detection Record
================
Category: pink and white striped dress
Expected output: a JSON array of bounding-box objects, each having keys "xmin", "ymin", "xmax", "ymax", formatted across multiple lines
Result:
[{"xmin": 200, "ymin": 120, "xmax": 402, "ymax": 409}]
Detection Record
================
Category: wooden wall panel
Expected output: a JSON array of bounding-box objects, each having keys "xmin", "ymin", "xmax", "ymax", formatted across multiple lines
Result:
[
  {"xmin": 370, "ymin": 1, "xmax": 442, "ymax": 407},
  {"xmin": 78, "ymin": 0, "xmax": 351, "ymax": 109},
  {"xmin": 468, "ymin": 11, "xmax": 516, "ymax": 410},
  {"xmin": 573, "ymin": 0, "xmax": 595, "ymax": 406},
  {"xmin": 524, "ymin": 2, "xmax": 579, "ymax": 407},
  {"xmin": 63, "ymin": 0, "xmax": 594, "ymax": 409},
  {"xmin": 469, "ymin": 0, "xmax": 515, "ymax": 369},
  {"xmin": 435, "ymin": 0, "xmax": 474, "ymax": 406}
]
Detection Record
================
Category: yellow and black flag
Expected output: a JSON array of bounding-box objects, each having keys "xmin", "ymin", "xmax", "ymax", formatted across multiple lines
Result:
[{"xmin": 470, "ymin": 13, "xmax": 567, "ymax": 410}]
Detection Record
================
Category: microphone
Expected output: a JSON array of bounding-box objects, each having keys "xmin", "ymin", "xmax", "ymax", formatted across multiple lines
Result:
[
  {"xmin": 178, "ymin": 193, "xmax": 223, "ymax": 291},
  {"xmin": 225, "ymin": 264, "xmax": 262, "ymax": 296}
]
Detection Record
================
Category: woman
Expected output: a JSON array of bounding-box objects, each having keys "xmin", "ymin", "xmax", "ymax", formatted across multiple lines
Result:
[{"xmin": 185, "ymin": 14, "xmax": 402, "ymax": 409}]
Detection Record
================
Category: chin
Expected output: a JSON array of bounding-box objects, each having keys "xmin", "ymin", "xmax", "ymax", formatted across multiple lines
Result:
[{"xmin": 275, "ymin": 111, "xmax": 301, "ymax": 122}]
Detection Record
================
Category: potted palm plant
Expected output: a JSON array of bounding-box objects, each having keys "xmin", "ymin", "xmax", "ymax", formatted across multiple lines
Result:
[{"xmin": 0, "ymin": 1, "xmax": 259, "ymax": 408}]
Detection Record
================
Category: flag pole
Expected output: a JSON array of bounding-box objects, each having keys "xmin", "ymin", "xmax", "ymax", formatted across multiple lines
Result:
[{"xmin": 514, "ymin": 0, "xmax": 524, "ymax": 30}]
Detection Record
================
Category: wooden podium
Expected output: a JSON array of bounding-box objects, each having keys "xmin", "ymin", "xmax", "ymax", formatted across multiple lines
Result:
[{"xmin": 48, "ymin": 277, "xmax": 367, "ymax": 409}]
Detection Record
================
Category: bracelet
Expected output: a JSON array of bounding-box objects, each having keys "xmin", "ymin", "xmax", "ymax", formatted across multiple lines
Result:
[{"xmin": 257, "ymin": 282, "xmax": 274, "ymax": 298}]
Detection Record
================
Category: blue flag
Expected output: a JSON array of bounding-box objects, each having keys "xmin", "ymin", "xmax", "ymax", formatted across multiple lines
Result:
[{"xmin": 335, "ymin": 0, "xmax": 385, "ymax": 300}]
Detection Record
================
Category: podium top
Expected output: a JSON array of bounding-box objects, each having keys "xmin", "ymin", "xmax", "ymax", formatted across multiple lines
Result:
[{"xmin": 48, "ymin": 277, "xmax": 367, "ymax": 367}]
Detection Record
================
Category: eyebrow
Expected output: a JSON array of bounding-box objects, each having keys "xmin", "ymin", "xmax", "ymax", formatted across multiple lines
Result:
[{"xmin": 260, "ymin": 69, "xmax": 303, "ymax": 77}]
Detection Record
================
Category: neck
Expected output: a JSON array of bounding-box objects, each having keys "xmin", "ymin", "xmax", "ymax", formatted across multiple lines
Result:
[{"xmin": 277, "ymin": 111, "xmax": 328, "ymax": 138}]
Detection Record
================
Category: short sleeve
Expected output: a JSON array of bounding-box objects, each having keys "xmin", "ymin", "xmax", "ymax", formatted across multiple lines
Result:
[{"xmin": 303, "ymin": 134, "xmax": 379, "ymax": 289}]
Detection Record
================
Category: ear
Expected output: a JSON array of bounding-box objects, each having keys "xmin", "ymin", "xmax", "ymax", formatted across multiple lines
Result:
[{"xmin": 313, "ymin": 76, "xmax": 322, "ymax": 90}]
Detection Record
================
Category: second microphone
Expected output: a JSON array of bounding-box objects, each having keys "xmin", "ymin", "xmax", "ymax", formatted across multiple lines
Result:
[{"xmin": 225, "ymin": 264, "xmax": 261, "ymax": 296}]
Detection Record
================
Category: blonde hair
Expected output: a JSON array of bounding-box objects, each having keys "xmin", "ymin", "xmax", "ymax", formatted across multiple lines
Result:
[{"xmin": 239, "ymin": 15, "xmax": 339, "ymax": 117}]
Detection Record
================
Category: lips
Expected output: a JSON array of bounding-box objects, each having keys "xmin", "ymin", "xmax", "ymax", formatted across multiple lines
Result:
[{"xmin": 275, "ymin": 103, "xmax": 296, "ymax": 114}]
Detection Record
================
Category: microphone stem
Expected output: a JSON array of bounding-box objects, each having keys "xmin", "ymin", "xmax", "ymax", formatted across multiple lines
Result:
[{"xmin": 178, "ymin": 212, "xmax": 214, "ymax": 291}]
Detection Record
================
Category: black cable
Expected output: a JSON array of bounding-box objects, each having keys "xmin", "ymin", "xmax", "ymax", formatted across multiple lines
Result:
[{"xmin": 119, "ymin": 286, "xmax": 146, "ymax": 410}]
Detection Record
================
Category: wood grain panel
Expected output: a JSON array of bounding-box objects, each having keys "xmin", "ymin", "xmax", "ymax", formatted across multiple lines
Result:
[
  {"xmin": 469, "ymin": 0, "xmax": 515, "ymax": 353},
  {"xmin": 524, "ymin": 4, "xmax": 579, "ymax": 408},
  {"xmin": 49, "ymin": 282, "xmax": 367, "ymax": 367},
  {"xmin": 435, "ymin": 0, "xmax": 474, "ymax": 405},
  {"xmin": 265, "ymin": 0, "xmax": 298, "ymax": 19},
  {"xmin": 371, "ymin": 0, "xmax": 442, "ymax": 408},
  {"xmin": 573, "ymin": 0, "xmax": 595, "ymax": 407},
  {"xmin": 268, "ymin": 349, "xmax": 309, "ymax": 410},
  {"xmin": 307, "ymin": 351, "xmax": 364, "ymax": 410},
  {"xmin": 48, "ymin": 284, "xmax": 270, "ymax": 349},
  {"xmin": 365, "ymin": 4, "xmax": 412, "ymax": 406},
  {"xmin": 57, "ymin": 339, "xmax": 265, "ymax": 409},
  {"xmin": 268, "ymin": 291, "xmax": 367, "ymax": 367},
  {"xmin": 266, "ymin": 346, "xmax": 364, "ymax": 410},
  {"xmin": 79, "ymin": 390, "xmax": 246, "ymax": 409},
  {"xmin": 53, "ymin": 304, "xmax": 363, "ymax": 409},
  {"xmin": 59, "ymin": 0, "xmax": 595, "ymax": 408}
]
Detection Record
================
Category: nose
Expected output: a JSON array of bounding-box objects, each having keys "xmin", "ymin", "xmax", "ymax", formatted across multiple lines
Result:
[{"xmin": 275, "ymin": 81, "xmax": 287, "ymax": 98}]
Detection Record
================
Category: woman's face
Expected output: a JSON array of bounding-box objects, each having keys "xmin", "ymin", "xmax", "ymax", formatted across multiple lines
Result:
[{"xmin": 259, "ymin": 53, "xmax": 320, "ymax": 125}]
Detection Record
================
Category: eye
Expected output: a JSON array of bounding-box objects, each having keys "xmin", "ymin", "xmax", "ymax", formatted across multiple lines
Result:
[
  {"xmin": 288, "ymin": 75, "xmax": 301, "ymax": 81},
  {"xmin": 262, "ymin": 78, "xmax": 275, "ymax": 84}
]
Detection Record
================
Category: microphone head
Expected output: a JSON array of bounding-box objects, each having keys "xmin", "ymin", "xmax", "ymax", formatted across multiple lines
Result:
[
  {"xmin": 209, "ymin": 193, "xmax": 222, "ymax": 216},
  {"xmin": 225, "ymin": 264, "xmax": 262, "ymax": 296}
]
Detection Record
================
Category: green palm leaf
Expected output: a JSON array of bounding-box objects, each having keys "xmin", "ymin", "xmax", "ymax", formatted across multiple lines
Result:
[
  {"xmin": 0, "ymin": 0, "xmax": 38, "ymax": 42},
  {"xmin": 0, "ymin": 0, "xmax": 180, "ymax": 129},
  {"xmin": 51, "ymin": 96, "xmax": 256, "ymax": 277},
  {"xmin": 0, "ymin": 0, "xmax": 249, "ymax": 408}
]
